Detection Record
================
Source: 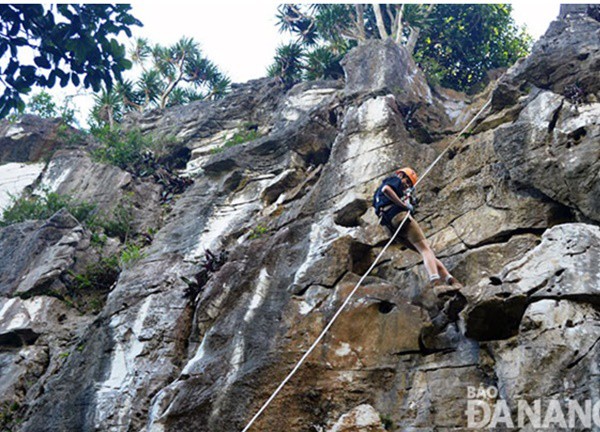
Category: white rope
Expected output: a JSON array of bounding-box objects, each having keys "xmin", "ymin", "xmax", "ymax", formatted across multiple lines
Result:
[
  {"xmin": 415, "ymin": 98, "xmax": 491, "ymax": 188},
  {"xmin": 241, "ymin": 96, "xmax": 492, "ymax": 432}
]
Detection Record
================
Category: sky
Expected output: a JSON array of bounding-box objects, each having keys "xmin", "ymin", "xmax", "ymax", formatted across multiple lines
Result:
[
  {"xmin": 129, "ymin": 1, "xmax": 563, "ymax": 84},
  {"xmin": 44, "ymin": 1, "xmax": 564, "ymax": 126},
  {"xmin": 130, "ymin": 2, "xmax": 291, "ymax": 84}
]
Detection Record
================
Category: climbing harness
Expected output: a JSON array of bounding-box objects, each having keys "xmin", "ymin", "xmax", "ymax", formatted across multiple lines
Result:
[{"xmin": 241, "ymin": 97, "xmax": 492, "ymax": 432}]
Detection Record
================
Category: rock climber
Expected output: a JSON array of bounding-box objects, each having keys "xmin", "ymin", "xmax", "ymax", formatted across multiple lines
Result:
[{"xmin": 373, "ymin": 167, "xmax": 462, "ymax": 294}]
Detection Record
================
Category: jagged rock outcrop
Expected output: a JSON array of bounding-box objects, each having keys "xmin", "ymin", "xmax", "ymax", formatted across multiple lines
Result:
[
  {"xmin": 341, "ymin": 38, "xmax": 468, "ymax": 143},
  {"xmin": 328, "ymin": 404, "xmax": 386, "ymax": 432},
  {"xmin": 0, "ymin": 209, "xmax": 85, "ymax": 297},
  {"xmin": 342, "ymin": 38, "xmax": 432, "ymax": 105},
  {"xmin": 490, "ymin": 6, "xmax": 600, "ymax": 223},
  {"xmin": 121, "ymin": 78, "xmax": 294, "ymax": 175},
  {"xmin": 38, "ymin": 149, "xmax": 163, "ymax": 233},
  {"xmin": 0, "ymin": 294, "xmax": 91, "ymax": 405},
  {"xmin": 0, "ymin": 115, "xmax": 91, "ymax": 163},
  {"xmin": 494, "ymin": 4, "xmax": 600, "ymax": 109},
  {"xmin": 463, "ymin": 223, "xmax": 600, "ymax": 340},
  {"xmin": 0, "ymin": 6, "xmax": 599, "ymax": 432}
]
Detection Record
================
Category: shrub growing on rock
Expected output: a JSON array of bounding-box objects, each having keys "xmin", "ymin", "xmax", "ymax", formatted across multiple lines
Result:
[
  {"xmin": 0, "ymin": 192, "xmax": 96, "ymax": 227},
  {"xmin": 67, "ymin": 254, "xmax": 120, "ymax": 314},
  {"xmin": 91, "ymin": 127, "xmax": 154, "ymax": 172}
]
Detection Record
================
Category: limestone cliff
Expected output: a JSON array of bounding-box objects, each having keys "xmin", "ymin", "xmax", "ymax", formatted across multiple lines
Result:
[{"xmin": 0, "ymin": 6, "xmax": 599, "ymax": 432}]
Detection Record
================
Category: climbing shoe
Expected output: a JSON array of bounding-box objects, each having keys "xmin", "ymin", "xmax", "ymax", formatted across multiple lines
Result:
[
  {"xmin": 446, "ymin": 276, "xmax": 464, "ymax": 289},
  {"xmin": 430, "ymin": 277, "xmax": 444, "ymax": 287}
]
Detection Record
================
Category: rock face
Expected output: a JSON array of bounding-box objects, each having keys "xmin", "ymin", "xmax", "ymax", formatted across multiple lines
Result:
[
  {"xmin": 0, "ymin": 162, "xmax": 45, "ymax": 211},
  {"xmin": 328, "ymin": 404, "xmax": 387, "ymax": 432},
  {"xmin": 0, "ymin": 7, "xmax": 599, "ymax": 432},
  {"xmin": 37, "ymin": 149, "xmax": 163, "ymax": 233},
  {"xmin": 0, "ymin": 115, "xmax": 90, "ymax": 163},
  {"xmin": 491, "ymin": 7, "xmax": 600, "ymax": 223},
  {"xmin": 0, "ymin": 209, "xmax": 84, "ymax": 297},
  {"xmin": 462, "ymin": 223, "xmax": 600, "ymax": 341},
  {"xmin": 342, "ymin": 38, "xmax": 432, "ymax": 105},
  {"xmin": 341, "ymin": 38, "xmax": 467, "ymax": 143}
]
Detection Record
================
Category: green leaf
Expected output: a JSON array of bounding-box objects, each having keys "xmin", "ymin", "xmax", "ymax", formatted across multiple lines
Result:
[
  {"xmin": 57, "ymin": 5, "xmax": 74, "ymax": 19},
  {"xmin": 8, "ymin": 20, "xmax": 21, "ymax": 37},
  {"xmin": 16, "ymin": 97, "xmax": 26, "ymax": 112},
  {"xmin": 45, "ymin": 71, "xmax": 56, "ymax": 87},
  {"xmin": 59, "ymin": 71, "xmax": 69, "ymax": 87},
  {"xmin": 5, "ymin": 60, "xmax": 18, "ymax": 77},
  {"xmin": 12, "ymin": 37, "xmax": 28, "ymax": 47},
  {"xmin": 34, "ymin": 55, "xmax": 51, "ymax": 69},
  {"xmin": 119, "ymin": 58, "xmax": 132, "ymax": 70}
]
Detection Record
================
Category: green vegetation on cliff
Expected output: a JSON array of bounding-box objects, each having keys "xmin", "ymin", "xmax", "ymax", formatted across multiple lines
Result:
[{"xmin": 0, "ymin": 192, "xmax": 95, "ymax": 227}]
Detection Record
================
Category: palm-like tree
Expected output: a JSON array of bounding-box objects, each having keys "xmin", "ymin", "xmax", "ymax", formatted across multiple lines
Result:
[
  {"xmin": 91, "ymin": 36, "xmax": 231, "ymax": 127},
  {"xmin": 267, "ymin": 42, "xmax": 305, "ymax": 87},
  {"xmin": 91, "ymin": 87, "xmax": 123, "ymax": 130}
]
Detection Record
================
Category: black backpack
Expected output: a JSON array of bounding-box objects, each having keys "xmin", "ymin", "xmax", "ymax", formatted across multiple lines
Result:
[
  {"xmin": 372, "ymin": 176, "xmax": 397, "ymax": 215},
  {"xmin": 372, "ymin": 176, "xmax": 419, "ymax": 216}
]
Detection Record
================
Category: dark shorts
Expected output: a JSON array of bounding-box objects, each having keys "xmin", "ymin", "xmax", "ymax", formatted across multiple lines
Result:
[{"xmin": 384, "ymin": 211, "xmax": 426, "ymax": 246}]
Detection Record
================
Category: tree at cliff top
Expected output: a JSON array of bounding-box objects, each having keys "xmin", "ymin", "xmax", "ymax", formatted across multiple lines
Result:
[
  {"xmin": 21, "ymin": 90, "xmax": 77, "ymax": 126},
  {"xmin": 414, "ymin": 5, "xmax": 532, "ymax": 92},
  {"xmin": 90, "ymin": 37, "xmax": 230, "ymax": 129},
  {"xmin": 0, "ymin": 4, "xmax": 141, "ymax": 118},
  {"xmin": 270, "ymin": 4, "xmax": 532, "ymax": 93}
]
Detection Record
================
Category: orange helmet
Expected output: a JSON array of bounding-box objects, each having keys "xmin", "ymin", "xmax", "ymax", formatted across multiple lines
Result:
[{"xmin": 395, "ymin": 167, "xmax": 418, "ymax": 186}]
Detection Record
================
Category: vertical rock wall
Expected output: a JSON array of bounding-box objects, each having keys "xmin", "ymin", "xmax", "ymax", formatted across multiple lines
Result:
[{"xmin": 0, "ymin": 7, "xmax": 598, "ymax": 432}]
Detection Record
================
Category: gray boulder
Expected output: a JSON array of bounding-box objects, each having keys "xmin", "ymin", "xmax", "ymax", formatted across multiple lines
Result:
[{"xmin": 342, "ymin": 38, "xmax": 432, "ymax": 106}]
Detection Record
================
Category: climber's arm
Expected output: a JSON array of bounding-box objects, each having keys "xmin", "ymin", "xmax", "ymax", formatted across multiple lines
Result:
[{"xmin": 382, "ymin": 185, "xmax": 414, "ymax": 212}]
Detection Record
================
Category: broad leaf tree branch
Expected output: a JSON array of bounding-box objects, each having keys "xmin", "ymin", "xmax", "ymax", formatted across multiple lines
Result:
[{"xmin": 0, "ymin": 4, "xmax": 141, "ymax": 118}]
